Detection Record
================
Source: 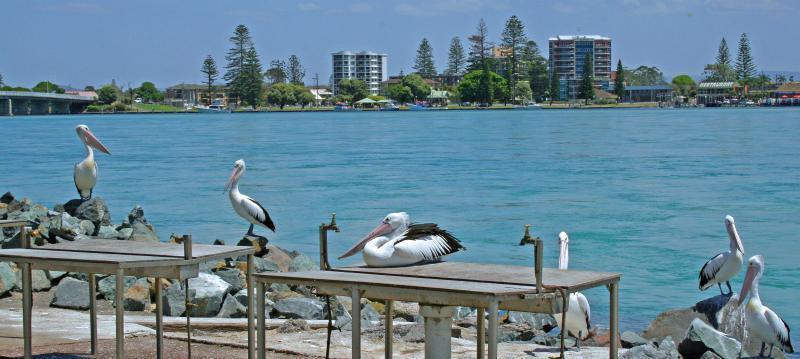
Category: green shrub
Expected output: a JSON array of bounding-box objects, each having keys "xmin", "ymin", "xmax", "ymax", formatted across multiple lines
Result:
[{"xmin": 86, "ymin": 104, "xmax": 104, "ymax": 113}]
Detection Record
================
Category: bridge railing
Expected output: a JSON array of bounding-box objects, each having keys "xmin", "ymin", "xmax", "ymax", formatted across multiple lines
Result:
[{"xmin": 0, "ymin": 91, "xmax": 95, "ymax": 102}]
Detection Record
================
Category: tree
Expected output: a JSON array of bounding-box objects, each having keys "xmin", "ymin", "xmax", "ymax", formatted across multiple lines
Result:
[
  {"xmin": 445, "ymin": 37, "xmax": 466, "ymax": 76},
  {"xmin": 84, "ymin": 85, "xmax": 95, "ymax": 91},
  {"xmin": 287, "ymin": 55, "xmax": 305, "ymax": 85},
  {"xmin": 135, "ymin": 82, "xmax": 163, "ymax": 102},
  {"xmin": 238, "ymin": 48, "xmax": 264, "ymax": 107},
  {"xmin": 402, "ymin": 73, "xmax": 431, "ymax": 100},
  {"xmin": 32, "ymin": 81, "xmax": 65, "ymax": 94},
  {"xmin": 467, "ymin": 18, "xmax": 492, "ymax": 72},
  {"xmin": 201, "ymin": 55, "xmax": 219, "ymax": 104},
  {"xmin": 224, "ymin": 25, "xmax": 263, "ymax": 107},
  {"xmin": 578, "ymin": 53, "xmax": 594, "ymax": 104},
  {"xmin": 716, "ymin": 38, "xmax": 731, "ymax": 68},
  {"xmin": 336, "ymin": 79, "xmax": 368, "ymax": 104},
  {"xmin": 265, "ymin": 60, "xmax": 287, "ymax": 85},
  {"xmin": 97, "ymin": 85, "xmax": 118, "ymax": 104},
  {"xmin": 735, "ymin": 33, "xmax": 756, "ymax": 81},
  {"xmin": 457, "ymin": 68, "xmax": 507, "ymax": 105},
  {"xmin": 614, "ymin": 59, "xmax": 625, "ymax": 100},
  {"xmin": 549, "ymin": 71, "xmax": 560, "ymax": 103},
  {"xmin": 623, "ymin": 66, "xmax": 666, "ymax": 85},
  {"xmin": 293, "ymin": 84, "xmax": 315, "ymax": 108},
  {"xmin": 413, "ymin": 38, "xmax": 436, "ymax": 78},
  {"xmin": 224, "ymin": 25, "xmax": 253, "ymax": 87},
  {"xmin": 265, "ymin": 83, "xmax": 296, "ymax": 109},
  {"xmin": 386, "ymin": 84, "xmax": 414, "ymax": 103},
  {"xmin": 671, "ymin": 75, "xmax": 697, "ymax": 97},
  {"xmin": 514, "ymin": 80, "xmax": 532, "ymax": 102},
  {"xmin": 522, "ymin": 41, "xmax": 548, "ymax": 102},
  {"xmin": 702, "ymin": 63, "xmax": 734, "ymax": 82},
  {"xmin": 500, "ymin": 15, "xmax": 527, "ymax": 98}
]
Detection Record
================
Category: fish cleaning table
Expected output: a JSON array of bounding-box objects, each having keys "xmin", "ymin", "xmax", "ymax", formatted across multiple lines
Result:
[
  {"xmin": 254, "ymin": 262, "xmax": 620, "ymax": 359},
  {"xmin": 0, "ymin": 220, "xmax": 257, "ymax": 359}
]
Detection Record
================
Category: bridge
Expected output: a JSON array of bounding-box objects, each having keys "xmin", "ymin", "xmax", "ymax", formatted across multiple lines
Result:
[{"xmin": 0, "ymin": 91, "xmax": 96, "ymax": 116}]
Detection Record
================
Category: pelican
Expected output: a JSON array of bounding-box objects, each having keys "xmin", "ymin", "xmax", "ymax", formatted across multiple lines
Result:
[
  {"xmin": 225, "ymin": 159, "xmax": 275, "ymax": 238},
  {"xmin": 553, "ymin": 232, "xmax": 591, "ymax": 348},
  {"xmin": 73, "ymin": 125, "xmax": 111, "ymax": 200},
  {"xmin": 338, "ymin": 212, "xmax": 464, "ymax": 267},
  {"xmin": 699, "ymin": 215, "xmax": 744, "ymax": 296},
  {"xmin": 739, "ymin": 255, "xmax": 794, "ymax": 357}
]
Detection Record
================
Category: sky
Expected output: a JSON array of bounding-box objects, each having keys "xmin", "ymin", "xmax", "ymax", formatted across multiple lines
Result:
[{"xmin": 1, "ymin": 0, "xmax": 798, "ymax": 89}]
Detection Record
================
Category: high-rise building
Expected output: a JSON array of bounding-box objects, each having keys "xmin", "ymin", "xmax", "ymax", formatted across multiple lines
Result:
[
  {"xmin": 331, "ymin": 51, "xmax": 388, "ymax": 96},
  {"xmin": 548, "ymin": 35, "xmax": 612, "ymax": 100}
]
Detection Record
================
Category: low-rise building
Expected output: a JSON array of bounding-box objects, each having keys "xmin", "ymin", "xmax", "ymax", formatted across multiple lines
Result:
[
  {"xmin": 697, "ymin": 81, "xmax": 739, "ymax": 105},
  {"xmin": 623, "ymin": 85, "xmax": 674, "ymax": 103},
  {"xmin": 164, "ymin": 84, "xmax": 229, "ymax": 107},
  {"xmin": 64, "ymin": 90, "xmax": 98, "ymax": 100},
  {"xmin": 309, "ymin": 88, "xmax": 333, "ymax": 105}
]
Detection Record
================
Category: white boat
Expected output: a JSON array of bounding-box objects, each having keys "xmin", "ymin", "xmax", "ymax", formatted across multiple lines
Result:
[
  {"xmin": 515, "ymin": 102, "xmax": 543, "ymax": 110},
  {"xmin": 195, "ymin": 99, "xmax": 231, "ymax": 113}
]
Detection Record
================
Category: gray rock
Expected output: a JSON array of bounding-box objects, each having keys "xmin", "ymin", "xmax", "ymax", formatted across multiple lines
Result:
[
  {"xmin": 46, "ymin": 270, "xmax": 68, "ymax": 281},
  {"xmin": 20, "ymin": 204, "xmax": 49, "ymax": 223},
  {"xmin": 362, "ymin": 302, "xmax": 381, "ymax": 322},
  {"xmin": 120, "ymin": 206, "xmax": 158, "ymax": 242},
  {"xmin": 78, "ymin": 220, "xmax": 96, "ymax": 236},
  {"xmin": 74, "ymin": 197, "xmax": 111, "ymax": 227},
  {"xmin": 121, "ymin": 278, "xmax": 151, "ymax": 311},
  {"xmin": 98, "ymin": 275, "xmax": 138, "ymax": 299},
  {"xmin": 622, "ymin": 336, "xmax": 680, "ymax": 359},
  {"xmin": 288, "ymin": 254, "xmax": 316, "ymax": 272},
  {"xmin": 401, "ymin": 323, "xmax": 426, "ymax": 342},
  {"xmin": 0, "ymin": 262, "xmax": 16, "ymax": 295},
  {"xmin": 187, "ymin": 273, "xmax": 230, "ymax": 317},
  {"xmin": 217, "ymin": 293, "xmax": 248, "ymax": 318},
  {"xmin": 117, "ymin": 228, "xmax": 133, "ymax": 240},
  {"xmin": 532, "ymin": 335, "xmax": 559, "ymax": 346},
  {"xmin": 215, "ymin": 268, "xmax": 245, "ymax": 293},
  {"xmin": 97, "ymin": 225, "xmax": 120, "ymax": 239},
  {"xmin": 499, "ymin": 323, "xmax": 541, "ymax": 342},
  {"xmin": 453, "ymin": 306, "xmax": 475, "ymax": 320},
  {"xmin": 51, "ymin": 277, "xmax": 90, "ymax": 310},
  {"xmin": 252, "ymin": 257, "xmax": 280, "ymax": 273},
  {"xmin": 162, "ymin": 283, "xmax": 186, "ymax": 316},
  {"xmin": 277, "ymin": 319, "xmax": 310, "ymax": 333},
  {"xmin": 679, "ymin": 318, "xmax": 742, "ymax": 359},
  {"xmin": 15, "ymin": 269, "xmax": 51, "ymax": 292},
  {"xmin": 659, "ymin": 337, "xmax": 680, "ymax": 358},
  {"xmin": 622, "ymin": 330, "xmax": 651, "ymax": 348},
  {"xmin": 234, "ymin": 288, "xmax": 273, "ymax": 319},
  {"xmin": 507, "ymin": 312, "xmax": 558, "ymax": 332},
  {"xmin": 273, "ymin": 297, "xmax": 325, "ymax": 320},
  {"xmin": 700, "ymin": 351, "xmax": 723, "ymax": 359}
]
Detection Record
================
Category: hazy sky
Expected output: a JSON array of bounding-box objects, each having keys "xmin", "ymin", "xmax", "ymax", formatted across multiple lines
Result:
[{"xmin": 1, "ymin": 0, "xmax": 797, "ymax": 89}]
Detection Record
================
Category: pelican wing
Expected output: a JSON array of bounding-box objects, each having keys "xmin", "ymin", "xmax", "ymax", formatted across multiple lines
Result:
[
  {"xmin": 394, "ymin": 223, "xmax": 464, "ymax": 261},
  {"xmin": 699, "ymin": 252, "xmax": 725, "ymax": 290},
  {"xmin": 575, "ymin": 292, "xmax": 591, "ymax": 329},
  {"xmin": 242, "ymin": 196, "xmax": 276, "ymax": 231},
  {"xmin": 764, "ymin": 307, "xmax": 794, "ymax": 352}
]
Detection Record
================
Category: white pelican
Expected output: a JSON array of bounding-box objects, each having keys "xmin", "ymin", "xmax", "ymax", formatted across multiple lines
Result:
[
  {"xmin": 553, "ymin": 232, "xmax": 591, "ymax": 348},
  {"xmin": 739, "ymin": 255, "xmax": 794, "ymax": 357},
  {"xmin": 338, "ymin": 212, "xmax": 464, "ymax": 267},
  {"xmin": 225, "ymin": 159, "xmax": 275, "ymax": 238},
  {"xmin": 699, "ymin": 215, "xmax": 744, "ymax": 296},
  {"xmin": 73, "ymin": 124, "xmax": 111, "ymax": 200}
]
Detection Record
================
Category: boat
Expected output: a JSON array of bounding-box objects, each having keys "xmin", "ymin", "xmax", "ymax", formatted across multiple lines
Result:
[
  {"xmin": 515, "ymin": 102, "xmax": 543, "ymax": 110},
  {"xmin": 334, "ymin": 103, "xmax": 361, "ymax": 112},
  {"xmin": 408, "ymin": 104, "xmax": 429, "ymax": 111},
  {"xmin": 380, "ymin": 103, "xmax": 400, "ymax": 111},
  {"xmin": 195, "ymin": 99, "xmax": 231, "ymax": 113}
]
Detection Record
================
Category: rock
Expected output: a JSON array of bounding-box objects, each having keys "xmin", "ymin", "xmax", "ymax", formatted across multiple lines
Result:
[
  {"xmin": 162, "ymin": 283, "xmax": 186, "ymax": 316},
  {"xmin": 507, "ymin": 312, "xmax": 557, "ymax": 332},
  {"xmin": 121, "ymin": 278, "xmax": 151, "ymax": 311},
  {"xmin": 679, "ymin": 318, "xmax": 742, "ymax": 359},
  {"xmin": 532, "ymin": 335, "xmax": 559, "ymax": 346},
  {"xmin": 0, "ymin": 192, "xmax": 14, "ymax": 204},
  {"xmin": 46, "ymin": 270, "xmax": 67, "ymax": 282},
  {"xmin": 98, "ymin": 275, "xmax": 138, "ymax": 299},
  {"xmin": 187, "ymin": 273, "xmax": 230, "ymax": 317},
  {"xmin": 215, "ymin": 268, "xmax": 245, "ymax": 294},
  {"xmin": 273, "ymin": 297, "xmax": 325, "ymax": 320},
  {"xmin": 277, "ymin": 319, "xmax": 310, "ymax": 333},
  {"xmin": 453, "ymin": 306, "xmax": 475, "ymax": 320},
  {"xmin": 263, "ymin": 245, "xmax": 293, "ymax": 271},
  {"xmin": 118, "ymin": 228, "xmax": 133, "ymax": 239},
  {"xmin": 20, "ymin": 204, "xmax": 49, "ymax": 223},
  {"xmin": 362, "ymin": 302, "xmax": 381, "ymax": 322},
  {"xmin": 50, "ymin": 277, "xmax": 90, "ymax": 310},
  {"xmin": 0, "ymin": 262, "xmax": 16, "ymax": 296},
  {"xmin": 622, "ymin": 331, "xmax": 651, "ymax": 348},
  {"xmin": 642, "ymin": 306, "xmax": 705, "ymax": 341},
  {"xmin": 61, "ymin": 199, "xmax": 82, "ymax": 216},
  {"xmin": 213, "ymin": 239, "xmax": 225, "ymax": 245},
  {"xmin": 217, "ymin": 293, "xmax": 248, "ymax": 318},
  {"xmin": 288, "ymin": 254, "xmax": 316, "ymax": 272},
  {"xmin": 401, "ymin": 323, "xmax": 426, "ymax": 342},
  {"xmin": 659, "ymin": 336, "xmax": 680, "ymax": 358},
  {"xmin": 78, "ymin": 220, "xmax": 96, "ymax": 236},
  {"xmin": 700, "ymin": 351, "xmax": 723, "ymax": 359},
  {"xmin": 97, "ymin": 226, "xmax": 120, "ymax": 239},
  {"xmin": 119, "ymin": 206, "xmax": 158, "ymax": 241},
  {"xmin": 251, "ymin": 257, "xmax": 280, "ymax": 273},
  {"xmin": 234, "ymin": 288, "xmax": 273, "ymax": 318},
  {"xmin": 391, "ymin": 301, "xmax": 419, "ymax": 322},
  {"xmin": 74, "ymin": 198, "xmax": 111, "ymax": 228},
  {"xmin": 499, "ymin": 323, "xmax": 541, "ymax": 342},
  {"xmin": 237, "ymin": 236, "xmax": 269, "ymax": 257},
  {"xmin": 15, "ymin": 269, "xmax": 51, "ymax": 292},
  {"xmin": 621, "ymin": 336, "xmax": 680, "ymax": 359}
]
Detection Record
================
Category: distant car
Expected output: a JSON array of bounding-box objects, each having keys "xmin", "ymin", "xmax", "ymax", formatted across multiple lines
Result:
[
  {"xmin": 134, "ymin": 98, "xmax": 143, "ymax": 103},
  {"xmin": 745, "ymin": 100, "xmax": 755, "ymax": 106}
]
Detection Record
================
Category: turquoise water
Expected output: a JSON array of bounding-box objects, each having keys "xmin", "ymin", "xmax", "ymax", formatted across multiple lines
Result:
[{"xmin": 2, "ymin": 109, "xmax": 799, "ymax": 339}]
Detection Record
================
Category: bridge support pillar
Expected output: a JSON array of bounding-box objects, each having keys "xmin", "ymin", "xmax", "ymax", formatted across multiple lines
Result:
[{"xmin": 5, "ymin": 98, "xmax": 11, "ymax": 116}]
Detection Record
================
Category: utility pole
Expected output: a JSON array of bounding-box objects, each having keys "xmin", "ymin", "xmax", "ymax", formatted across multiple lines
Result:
[{"xmin": 313, "ymin": 73, "xmax": 320, "ymax": 106}]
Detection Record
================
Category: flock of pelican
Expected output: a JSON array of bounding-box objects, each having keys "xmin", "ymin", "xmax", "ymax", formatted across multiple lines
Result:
[{"xmin": 74, "ymin": 124, "xmax": 792, "ymax": 357}]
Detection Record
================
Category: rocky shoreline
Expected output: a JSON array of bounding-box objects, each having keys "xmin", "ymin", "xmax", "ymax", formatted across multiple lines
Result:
[{"xmin": 0, "ymin": 193, "xmax": 781, "ymax": 358}]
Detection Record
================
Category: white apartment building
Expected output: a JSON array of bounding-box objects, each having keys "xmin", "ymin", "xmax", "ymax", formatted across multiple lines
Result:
[{"xmin": 331, "ymin": 51, "xmax": 388, "ymax": 96}]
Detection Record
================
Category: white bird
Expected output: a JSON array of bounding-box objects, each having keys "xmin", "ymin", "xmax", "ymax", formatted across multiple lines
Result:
[
  {"xmin": 73, "ymin": 125, "xmax": 111, "ymax": 200},
  {"xmin": 553, "ymin": 232, "xmax": 592, "ymax": 348},
  {"xmin": 338, "ymin": 212, "xmax": 464, "ymax": 267},
  {"xmin": 739, "ymin": 255, "xmax": 794, "ymax": 357},
  {"xmin": 225, "ymin": 159, "xmax": 275, "ymax": 238},
  {"xmin": 699, "ymin": 215, "xmax": 745, "ymax": 296}
]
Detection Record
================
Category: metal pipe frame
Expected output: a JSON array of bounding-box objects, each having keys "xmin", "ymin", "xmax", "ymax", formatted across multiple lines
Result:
[
  {"xmin": 155, "ymin": 277, "xmax": 163, "ymax": 359},
  {"xmin": 384, "ymin": 299, "xmax": 393, "ymax": 359},
  {"xmin": 247, "ymin": 254, "xmax": 255, "ymax": 359},
  {"xmin": 477, "ymin": 307, "xmax": 485, "ymax": 359},
  {"xmin": 115, "ymin": 268, "xmax": 125, "ymax": 358},
  {"xmin": 21, "ymin": 226, "xmax": 32, "ymax": 359},
  {"xmin": 487, "ymin": 299, "xmax": 498, "ymax": 359},
  {"xmin": 88, "ymin": 273, "xmax": 97, "ymax": 355},
  {"xmin": 183, "ymin": 235, "xmax": 193, "ymax": 359},
  {"xmin": 351, "ymin": 287, "xmax": 362, "ymax": 359},
  {"xmin": 257, "ymin": 281, "xmax": 267, "ymax": 359}
]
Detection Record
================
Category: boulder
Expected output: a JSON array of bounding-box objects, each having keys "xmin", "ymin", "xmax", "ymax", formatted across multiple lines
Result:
[
  {"xmin": 213, "ymin": 239, "xmax": 225, "ymax": 245},
  {"xmin": 507, "ymin": 312, "xmax": 557, "ymax": 332},
  {"xmin": 0, "ymin": 262, "xmax": 16, "ymax": 296},
  {"xmin": 98, "ymin": 275, "xmax": 138, "ymax": 299},
  {"xmin": 51, "ymin": 277, "xmax": 90, "ymax": 310},
  {"xmin": 263, "ymin": 245, "xmax": 293, "ymax": 271},
  {"xmin": 700, "ymin": 351, "xmax": 723, "ymax": 359},
  {"xmin": 273, "ymin": 297, "xmax": 325, "ymax": 320},
  {"xmin": 119, "ymin": 206, "xmax": 158, "ymax": 242},
  {"xmin": 15, "ymin": 269, "xmax": 51, "ymax": 292},
  {"xmin": 187, "ymin": 273, "xmax": 230, "ymax": 317},
  {"xmin": 117, "ymin": 228, "xmax": 133, "ymax": 240},
  {"xmin": 237, "ymin": 236, "xmax": 269, "ymax": 257},
  {"xmin": 235, "ymin": 288, "xmax": 273, "ymax": 319},
  {"xmin": 251, "ymin": 257, "xmax": 280, "ymax": 273},
  {"xmin": 0, "ymin": 192, "xmax": 14, "ymax": 204},
  {"xmin": 122, "ymin": 278, "xmax": 151, "ymax": 311},
  {"xmin": 621, "ymin": 331, "xmax": 651, "ymax": 348},
  {"xmin": 96, "ymin": 226, "xmax": 120, "ymax": 239},
  {"xmin": 277, "ymin": 319, "xmax": 310, "ymax": 333},
  {"xmin": 401, "ymin": 323, "xmax": 426, "ymax": 342},
  {"xmin": 215, "ymin": 268, "xmax": 245, "ymax": 294},
  {"xmin": 78, "ymin": 220, "xmax": 96, "ymax": 236},
  {"xmin": 217, "ymin": 293, "xmax": 248, "ymax": 318},
  {"xmin": 162, "ymin": 283, "xmax": 186, "ymax": 316},
  {"xmin": 74, "ymin": 198, "xmax": 111, "ymax": 228},
  {"xmin": 678, "ymin": 318, "xmax": 742, "ymax": 359},
  {"xmin": 453, "ymin": 306, "xmax": 475, "ymax": 320},
  {"xmin": 288, "ymin": 254, "xmax": 316, "ymax": 272},
  {"xmin": 621, "ymin": 336, "xmax": 680, "ymax": 359},
  {"xmin": 46, "ymin": 270, "xmax": 68, "ymax": 281},
  {"xmin": 499, "ymin": 323, "xmax": 542, "ymax": 342}
]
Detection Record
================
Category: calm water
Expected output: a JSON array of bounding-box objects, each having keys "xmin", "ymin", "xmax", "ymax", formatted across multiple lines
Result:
[{"xmin": 2, "ymin": 108, "xmax": 799, "ymax": 339}]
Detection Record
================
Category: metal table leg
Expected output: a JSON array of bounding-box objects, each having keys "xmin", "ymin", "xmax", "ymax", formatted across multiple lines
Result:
[
  {"xmin": 89, "ymin": 273, "xmax": 97, "ymax": 355},
  {"xmin": 115, "ymin": 268, "xmax": 125, "ymax": 358},
  {"xmin": 488, "ymin": 299, "xmax": 498, "ymax": 359},
  {"xmin": 247, "ymin": 254, "xmax": 255, "ymax": 359},
  {"xmin": 351, "ymin": 287, "xmax": 361, "ymax": 359},
  {"xmin": 385, "ymin": 299, "xmax": 393, "ymax": 359},
  {"xmin": 257, "ymin": 281, "xmax": 266, "ymax": 359},
  {"xmin": 184, "ymin": 277, "xmax": 191, "ymax": 358},
  {"xmin": 155, "ymin": 277, "xmax": 163, "ymax": 359},
  {"xmin": 21, "ymin": 261, "xmax": 32, "ymax": 359},
  {"xmin": 609, "ymin": 281, "xmax": 619, "ymax": 359},
  {"xmin": 477, "ymin": 307, "xmax": 485, "ymax": 359}
]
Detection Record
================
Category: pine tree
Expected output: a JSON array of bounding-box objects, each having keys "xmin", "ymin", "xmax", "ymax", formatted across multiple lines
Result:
[
  {"xmin": 287, "ymin": 55, "xmax": 305, "ymax": 85},
  {"xmin": 467, "ymin": 18, "xmax": 492, "ymax": 71},
  {"xmin": 265, "ymin": 60, "xmax": 287, "ymax": 84},
  {"xmin": 500, "ymin": 15, "xmax": 527, "ymax": 99},
  {"xmin": 238, "ymin": 47, "xmax": 264, "ymax": 107},
  {"xmin": 716, "ymin": 38, "xmax": 731, "ymax": 67},
  {"xmin": 735, "ymin": 33, "xmax": 756, "ymax": 81},
  {"xmin": 413, "ymin": 38, "xmax": 436, "ymax": 78},
  {"xmin": 578, "ymin": 53, "xmax": 594, "ymax": 104},
  {"xmin": 446, "ymin": 37, "xmax": 466, "ymax": 76},
  {"xmin": 549, "ymin": 71, "xmax": 560, "ymax": 103},
  {"xmin": 201, "ymin": 55, "xmax": 218, "ymax": 104},
  {"xmin": 478, "ymin": 62, "xmax": 493, "ymax": 105},
  {"xmin": 224, "ymin": 25, "xmax": 257, "ymax": 104},
  {"xmin": 614, "ymin": 59, "xmax": 625, "ymax": 100}
]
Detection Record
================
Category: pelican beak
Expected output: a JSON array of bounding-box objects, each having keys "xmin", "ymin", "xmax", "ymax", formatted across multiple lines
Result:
[
  {"xmin": 338, "ymin": 222, "xmax": 392, "ymax": 259},
  {"xmin": 726, "ymin": 218, "xmax": 744, "ymax": 253},
  {"xmin": 558, "ymin": 239, "xmax": 569, "ymax": 270},
  {"xmin": 224, "ymin": 167, "xmax": 239, "ymax": 193},
  {"xmin": 84, "ymin": 129, "xmax": 110, "ymax": 154},
  {"xmin": 738, "ymin": 265, "xmax": 757, "ymax": 305}
]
